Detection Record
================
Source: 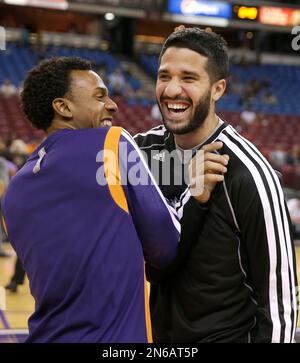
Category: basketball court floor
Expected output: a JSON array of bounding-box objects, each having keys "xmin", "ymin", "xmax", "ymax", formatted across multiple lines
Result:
[{"xmin": 1, "ymin": 242, "xmax": 300, "ymax": 342}]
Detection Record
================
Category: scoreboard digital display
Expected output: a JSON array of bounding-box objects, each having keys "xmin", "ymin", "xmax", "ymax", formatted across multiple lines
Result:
[{"xmin": 232, "ymin": 4, "xmax": 259, "ymax": 22}]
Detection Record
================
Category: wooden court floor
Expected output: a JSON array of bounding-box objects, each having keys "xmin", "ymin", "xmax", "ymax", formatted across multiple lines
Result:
[
  {"xmin": 1, "ymin": 243, "xmax": 300, "ymax": 332},
  {"xmin": 0, "ymin": 245, "xmax": 33, "ymax": 330}
]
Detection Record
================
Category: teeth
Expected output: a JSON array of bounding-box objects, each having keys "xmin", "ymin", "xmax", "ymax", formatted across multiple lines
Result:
[
  {"xmin": 167, "ymin": 103, "xmax": 189, "ymax": 110},
  {"xmin": 101, "ymin": 120, "xmax": 112, "ymax": 127}
]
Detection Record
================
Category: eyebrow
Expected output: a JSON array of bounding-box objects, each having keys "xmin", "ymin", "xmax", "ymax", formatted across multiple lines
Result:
[
  {"xmin": 94, "ymin": 87, "xmax": 108, "ymax": 95},
  {"xmin": 157, "ymin": 68, "xmax": 169, "ymax": 76},
  {"xmin": 181, "ymin": 70, "xmax": 200, "ymax": 78},
  {"xmin": 158, "ymin": 69, "xmax": 200, "ymax": 78}
]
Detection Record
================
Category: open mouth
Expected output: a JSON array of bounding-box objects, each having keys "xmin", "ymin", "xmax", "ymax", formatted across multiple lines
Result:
[
  {"xmin": 163, "ymin": 101, "xmax": 191, "ymax": 119},
  {"xmin": 100, "ymin": 119, "xmax": 113, "ymax": 127}
]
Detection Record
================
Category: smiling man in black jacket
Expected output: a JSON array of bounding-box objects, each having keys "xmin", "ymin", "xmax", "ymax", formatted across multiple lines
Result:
[{"xmin": 134, "ymin": 26, "xmax": 298, "ymax": 343}]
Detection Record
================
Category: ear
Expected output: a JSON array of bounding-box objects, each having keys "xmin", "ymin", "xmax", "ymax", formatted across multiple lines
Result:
[
  {"xmin": 52, "ymin": 98, "xmax": 72, "ymax": 119},
  {"xmin": 211, "ymin": 79, "xmax": 226, "ymax": 102}
]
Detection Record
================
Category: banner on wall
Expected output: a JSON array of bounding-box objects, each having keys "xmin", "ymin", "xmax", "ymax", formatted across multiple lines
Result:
[
  {"xmin": 167, "ymin": 0, "xmax": 232, "ymax": 19},
  {"xmin": 4, "ymin": 0, "xmax": 68, "ymax": 9},
  {"xmin": 69, "ymin": 0, "xmax": 164, "ymax": 12}
]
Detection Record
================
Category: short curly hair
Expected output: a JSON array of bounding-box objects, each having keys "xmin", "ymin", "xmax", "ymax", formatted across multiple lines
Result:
[
  {"xmin": 159, "ymin": 27, "xmax": 229, "ymax": 82},
  {"xmin": 21, "ymin": 57, "xmax": 92, "ymax": 131}
]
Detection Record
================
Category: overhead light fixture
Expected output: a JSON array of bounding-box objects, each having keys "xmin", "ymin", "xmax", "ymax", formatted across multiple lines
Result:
[{"xmin": 104, "ymin": 13, "xmax": 116, "ymax": 21}]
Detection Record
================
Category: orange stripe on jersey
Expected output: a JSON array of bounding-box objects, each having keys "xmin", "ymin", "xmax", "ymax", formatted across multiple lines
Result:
[
  {"xmin": 2, "ymin": 217, "xmax": 8, "ymax": 236},
  {"xmin": 104, "ymin": 127, "xmax": 129, "ymax": 214},
  {"xmin": 144, "ymin": 265, "xmax": 153, "ymax": 343}
]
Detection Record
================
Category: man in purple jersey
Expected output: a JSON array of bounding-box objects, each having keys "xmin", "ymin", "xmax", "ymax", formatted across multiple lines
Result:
[{"xmin": 1, "ymin": 57, "xmax": 227, "ymax": 343}]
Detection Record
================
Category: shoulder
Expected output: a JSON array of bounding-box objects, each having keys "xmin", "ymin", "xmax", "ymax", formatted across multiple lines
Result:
[
  {"xmin": 60, "ymin": 127, "xmax": 129, "ymax": 151},
  {"xmin": 218, "ymin": 124, "xmax": 281, "ymax": 194},
  {"xmin": 133, "ymin": 125, "xmax": 169, "ymax": 149}
]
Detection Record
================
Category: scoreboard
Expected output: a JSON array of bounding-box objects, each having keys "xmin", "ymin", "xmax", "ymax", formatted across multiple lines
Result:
[{"xmin": 3, "ymin": 0, "xmax": 300, "ymax": 28}]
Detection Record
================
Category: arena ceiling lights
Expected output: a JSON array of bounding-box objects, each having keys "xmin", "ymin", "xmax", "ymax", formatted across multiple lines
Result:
[{"xmin": 4, "ymin": 0, "xmax": 68, "ymax": 10}]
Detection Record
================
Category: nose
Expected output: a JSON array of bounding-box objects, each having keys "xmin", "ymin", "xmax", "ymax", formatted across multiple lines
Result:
[
  {"xmin": 105, "ymin": 97, "xmax": 118, "ymax": 113},
  {"xmin": 164, "ymin": 78, "xmax": 182, "ymax": 98}
]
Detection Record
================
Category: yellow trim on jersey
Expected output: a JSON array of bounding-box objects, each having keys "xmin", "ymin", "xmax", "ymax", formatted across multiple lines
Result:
[
  {"xmin": 103, "ymin": 127, "xmax": 129, "ymax": 214},
  {"xmin": 2, "ymin": 217, "xmax": 8, "ymax": 236},
  {"xmin": 144, "ymin": 265, "xmax": 153, "ymax": 343}
]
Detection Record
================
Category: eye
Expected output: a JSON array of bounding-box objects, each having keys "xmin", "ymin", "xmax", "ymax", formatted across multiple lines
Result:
[
  {"xmin": 183, "ymin": 76, "xmax": 196, "ymax": 82},
  {"xmin": 97, "ymin": 94, "xmax": 106, "ymax": 101},
  {"xmin": 158, "ymin": 74, "xmax": 170, "ymax": 81}
]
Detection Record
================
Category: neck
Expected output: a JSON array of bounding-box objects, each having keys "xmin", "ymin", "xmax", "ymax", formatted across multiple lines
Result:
[
  {"xmin": 46, "ymin": 119, "xmax": 76, "ymax": 136},
  {"xmin": 174, "ymin": 112, "xmax": 219, "ymax": 150}
]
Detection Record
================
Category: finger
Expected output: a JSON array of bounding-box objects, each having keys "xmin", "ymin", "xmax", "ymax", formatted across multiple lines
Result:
[
  {"xmin": 200, "ymin": 174, "xmax": 224, "ymax": 192},
  {"xmin": 191, "ymin": 173, "xmax": 224, "ymax": 197},
  {"xmin": 204, "ymin": 152, "xmax": 229, "ymax": 166},
  {"xmin": 204, "ymin": 174, "xmax": 224, "ymax": 185},
  {"xmin": 201, "ymin": 142, "xmax": 223, "ymax": 153},
  {"xmin": 189, "ymin": 157, "xmax": 228, "ymax": 182},
  {"xmin": 174, "ymin": 25, "xmax": 185, "ymax": 32},
  {"xmin": 191, "ymin": 172, "xmax": 225, "ymax": 190},
  {"xmin": 191, "ymin": 172, "xmax": 225, "ymax": 188},
  {"xmin": 192, "ymin": 150, "xmax": 229, "ymax": 166},
  {"xmin": 223, "ymin": 154, "xmax": 229, "ymax": 162},
  {"xmin": 204, "ymin": 161, "xmax": 227, "ymax": 174}
]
